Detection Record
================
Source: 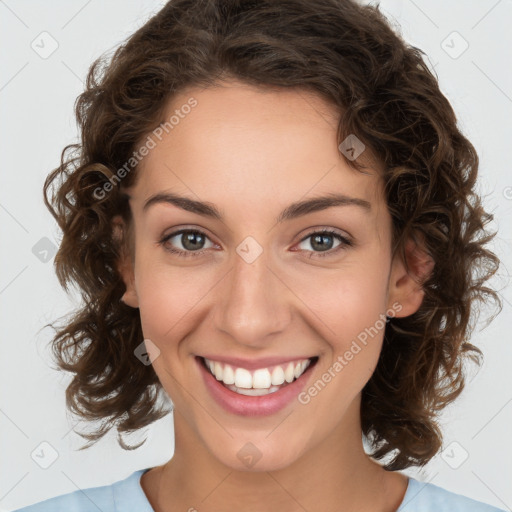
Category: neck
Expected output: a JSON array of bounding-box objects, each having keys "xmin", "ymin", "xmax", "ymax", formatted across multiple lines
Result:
[{"xmin": 144, "ymin": 399, "xmax": 408, "ymax": 512}]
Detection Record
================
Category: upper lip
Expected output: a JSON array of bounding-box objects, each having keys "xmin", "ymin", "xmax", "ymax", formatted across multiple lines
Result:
[{"xmin": 198, "ymin": 355, "xmax": 317, "ymax": 370}]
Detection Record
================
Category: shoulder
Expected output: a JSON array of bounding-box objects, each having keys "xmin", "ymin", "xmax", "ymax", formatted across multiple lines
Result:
[
  {"xmin": 10, "ymin": 482, "xmax": 116, "ymax": 512},
  {"xmin": 11, "ymin": 468, "xmax": 154, "ymax": 512},
  {"xmin": 398, "ymin": 476, "xmax": 507, "ymax": 512}
]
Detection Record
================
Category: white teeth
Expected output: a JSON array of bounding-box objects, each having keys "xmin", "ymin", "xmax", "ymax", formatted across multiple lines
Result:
[
  {"xmin": 234, "ymin": 367, "xmax": 253, "ymax": 389},
  {"xmin": 203, "ymin": 357, "xmax": 314, "ymax": 392},
  {"xmin": 284, "ymin": 362, "xmax": 295, "ymax": 383},
  {"xmin": 214, "ymin": 361, "xmax": 223, "ymax": 380},
  {"xmin": 223, "ymin": 365, "xmax": 235, "ymax": 385},
  {"xmin": 225, "ymin": 384, "xmax": 282, "ymax": 396},
  {"xmin": 252, "ymin": 368, "xmax": 272, "ymax": 389},
  {"xmin": 271, "ymin": 366, "xmax": 285, "ymax": 386}
]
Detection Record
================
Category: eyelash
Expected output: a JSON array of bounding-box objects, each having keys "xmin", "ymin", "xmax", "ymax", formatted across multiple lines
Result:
[{"xmin": 157, "ymin": 228, "xmax": 353, "ymax": 259}]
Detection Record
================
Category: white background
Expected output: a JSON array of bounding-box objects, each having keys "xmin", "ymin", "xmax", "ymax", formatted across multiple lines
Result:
[{"xmin": 1, "ymin": 0, "xmax": 511, "ymax": 510}]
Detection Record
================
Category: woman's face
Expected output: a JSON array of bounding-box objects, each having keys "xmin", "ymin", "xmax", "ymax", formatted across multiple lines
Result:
[{"xmin": 118, "ymin": 80, "xmax": 423, "ymax": 472}]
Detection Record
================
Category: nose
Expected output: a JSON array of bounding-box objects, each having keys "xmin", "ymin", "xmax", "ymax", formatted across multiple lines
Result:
[{"xmin": 213, "ymin": 245, "xmax": 292, "ymax": 349}]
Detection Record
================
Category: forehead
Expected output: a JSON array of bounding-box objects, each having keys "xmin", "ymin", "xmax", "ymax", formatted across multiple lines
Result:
[{"xmin": 128, "ymin": 80, "xmax": 385, "ymax": 217}]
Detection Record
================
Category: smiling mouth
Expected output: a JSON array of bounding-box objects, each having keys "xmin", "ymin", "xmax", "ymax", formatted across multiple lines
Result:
[{"xmin": 199, "ymin": 356, "xmax": 319, "ymax": 396}]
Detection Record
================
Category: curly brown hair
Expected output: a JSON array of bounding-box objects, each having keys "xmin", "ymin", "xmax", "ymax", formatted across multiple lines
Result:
[{"xmin": 43, "ymin": 0, "xmax": 501, "ymax": 470}]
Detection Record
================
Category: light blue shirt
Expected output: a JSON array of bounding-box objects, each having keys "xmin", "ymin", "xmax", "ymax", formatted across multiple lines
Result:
[{"xmin": 11, "ymin": 467, "xmax": 507, "ymax": 511}]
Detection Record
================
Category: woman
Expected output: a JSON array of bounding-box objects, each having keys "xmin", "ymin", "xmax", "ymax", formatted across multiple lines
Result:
[{"xmin": 14, "ymin": 0, "xmax": 505, "ymax": 510}]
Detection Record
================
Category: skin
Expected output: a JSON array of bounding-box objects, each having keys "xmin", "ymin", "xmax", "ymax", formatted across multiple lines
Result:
[{"xmin": 114, "ymin": 79, "xmax": 434, "ymax": 512}]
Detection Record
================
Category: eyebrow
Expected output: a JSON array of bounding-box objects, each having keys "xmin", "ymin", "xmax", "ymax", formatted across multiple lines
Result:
[{"xmin": 142, "ymin": 191, "xmax": 371, "ymax": 222}]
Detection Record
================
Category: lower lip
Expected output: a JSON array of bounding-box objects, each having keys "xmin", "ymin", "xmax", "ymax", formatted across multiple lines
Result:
[{"xmin": 197, "ymin": 356, "xmax": 316, "ymax": 417}]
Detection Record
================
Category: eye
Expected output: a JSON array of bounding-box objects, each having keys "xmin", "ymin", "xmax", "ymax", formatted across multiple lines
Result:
[
  {"xmin": 157, "ymin": 227, "xmax": 353, "ymax": 259},
  {"xmin": 295, "ymin": 229, "xmax": 353, "ymax": 258},
  {"xmin": 158, "ymin": 229, "xmax": 215, "ymax": 258}
]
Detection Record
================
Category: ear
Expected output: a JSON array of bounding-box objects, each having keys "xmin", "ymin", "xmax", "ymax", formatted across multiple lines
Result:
[
  {"xmin": 386, "ymin": 234, "xmax": 435, "ymax": 318},
  {"xmin": 112, "ymin": 214, "xmax": 139, "ymax": 309}
]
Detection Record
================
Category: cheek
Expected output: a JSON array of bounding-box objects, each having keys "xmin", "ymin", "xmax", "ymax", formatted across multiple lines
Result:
[
  {"xmin": 294, "ymin": 257, "xmax": 390, "ymax": 342},
  {"xmin": 134, "ymin": 253, "xmax": 216, "ymax": 344},
  {"xmin": 298, "ymin": 256, "xmax": 390, "ymax": 384},
  {"xmin": 296, "ymin": 269, "xmax": 390, "ymax": 423}
]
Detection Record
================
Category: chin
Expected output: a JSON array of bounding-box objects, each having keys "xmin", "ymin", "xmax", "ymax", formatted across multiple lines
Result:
[{"xmin": 206, "ymin": 431, "xmax": 310, "ymax": 473}]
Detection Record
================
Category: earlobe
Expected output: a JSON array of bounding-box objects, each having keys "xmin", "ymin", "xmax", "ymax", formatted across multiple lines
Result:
[
  {"xmin": 112, "ymin": 215, "xmax": 139, "ymax": 309},
  {"xmin": 120, "ymin": 288, "xmax": 139, "ymax": 308},
  {"xmin": 387, "ymin": 235, "xmax": 435, "ymax": 318}
]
